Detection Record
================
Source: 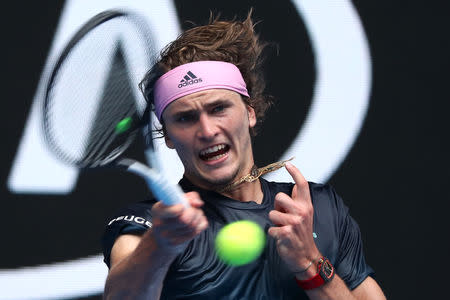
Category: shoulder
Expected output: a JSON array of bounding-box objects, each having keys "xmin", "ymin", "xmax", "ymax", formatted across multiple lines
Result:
[
  {"xmin": 102, "ymin": 198, "xmax": 156, "ymax": 268},
  {"xmin": 106, "ymin": 199, "xmax": 155, "ymax": 228},
  {"xmin": 264, "ymin": 180, "xmax": 344, "ymax": 206},
  {"xmin": 263, "ymin": 179, "xmax": 294, "ymax": 195},
  {"xmin": 308, "ymin": 181, "xmax": 338, "ymax": 198},
  {"xmin": 309, "ymin": 182, "xmax": 348, "ymax": 214}
]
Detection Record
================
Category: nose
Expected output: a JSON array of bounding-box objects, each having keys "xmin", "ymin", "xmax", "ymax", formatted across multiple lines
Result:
[{"xmin": 196, "ymin": 114, "xmax": 217, "ymax": 140}]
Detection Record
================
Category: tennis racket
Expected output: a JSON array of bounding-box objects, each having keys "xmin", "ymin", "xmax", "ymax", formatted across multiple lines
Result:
[{"xmin": 41, "ymin": 10, "xmax": 188, "ymax": 207}]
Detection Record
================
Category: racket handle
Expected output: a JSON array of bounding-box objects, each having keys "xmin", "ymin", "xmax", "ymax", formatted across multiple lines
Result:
[
  {"xmin": 123, "ymin": 160, "xmax": 189, "ymax": 207},
  {"xmin": 144, "ymin": 148, "xmax": 163, "ymax": 173},
  {"xmin": 147, "ymin": 173, "xmax": 188, "ymax": 207}
]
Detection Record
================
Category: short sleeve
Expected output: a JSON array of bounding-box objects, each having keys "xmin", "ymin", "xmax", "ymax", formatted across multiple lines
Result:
[
  {"xmin": 331, "ymin": 187, "xmax": 375, "ymax": 290},
  {"xmin": 101, "ymin": 200, "xmax": 155, "ymax": 268}
]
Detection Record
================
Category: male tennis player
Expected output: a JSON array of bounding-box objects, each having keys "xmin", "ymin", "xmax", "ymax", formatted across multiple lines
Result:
[{"xmin": 102, "ymin": 14, "xmax": 385, "ymax": 300}]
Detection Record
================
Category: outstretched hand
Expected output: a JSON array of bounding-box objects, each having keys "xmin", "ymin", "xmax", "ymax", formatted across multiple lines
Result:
[{"xmin": 268, "ymin": 162, "xmax": 321, "ymax": 274}]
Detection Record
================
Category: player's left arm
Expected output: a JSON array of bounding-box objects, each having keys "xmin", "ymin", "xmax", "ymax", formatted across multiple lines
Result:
[
  {"xmin": 268, "ymin": 163, "xmax": 385, "ymax": 300},
  {"xmin": 352, "ymin": 276, "xmax": 386, "ymax": 299},
  {"xmin": 298, "ymin": 274, "xmax": 385, "ymax": 300}
]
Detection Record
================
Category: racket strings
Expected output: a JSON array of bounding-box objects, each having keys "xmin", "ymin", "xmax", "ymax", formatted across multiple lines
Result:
[
  {"xmin": 47, "ymin": 63, "xmax": 136, "ymax": 165},
  {"xmin": 80, "ymin": 73, "xmax": 139, "ymax": 164},
  {"xmin": 83, "ymin": 104, "xmax": 137, "ymax": 164},
  {"xmin": 43, "ymin": 13, "xmax": 154, "ymax": 167}
]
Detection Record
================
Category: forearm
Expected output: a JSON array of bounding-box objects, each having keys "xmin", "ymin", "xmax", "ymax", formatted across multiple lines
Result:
[
  {"xmin": 302, "ymin": 274, "xmax": 355, "ymax": 300},
  {"xmin": 294, "ymin": 256, "xmax": 356, "ymax": 300},
  {"xmin": 104, "ymin": 230, "xmax": 177, "ymax": 300},
  {"xmin": 298, "ymin": 273, "xmax": 386, "ymax": 300}
]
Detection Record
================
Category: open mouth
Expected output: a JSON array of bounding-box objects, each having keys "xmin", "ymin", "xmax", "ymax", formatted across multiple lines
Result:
[{"xmin": 199, "ymin": 144, "xmax": 230, "ymax": 161}]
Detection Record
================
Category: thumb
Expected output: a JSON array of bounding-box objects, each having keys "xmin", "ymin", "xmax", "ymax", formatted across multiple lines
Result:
[{"xmin": 185, "ymin": 191, "xmax": 204, "ymax": 208}]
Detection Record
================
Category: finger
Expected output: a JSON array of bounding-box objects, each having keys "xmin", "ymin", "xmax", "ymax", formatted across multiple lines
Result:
[
  {"xmin": 185, "ymin": 191, "xmax": 204, "ymax": 208},
  {"xmin": 159, "ymin": 223, "xmax": 195, "ymax": 238},
  {"xmin": 274, "ymin": 192, "xmax": 300, "ymax": 214},
  {"xmin": 274, "ymin": 192, "xmax": 288, "ymax": 212},
  {"xmin": 158, "ymin": 213, "xmax": 208, "ymax": 244},
  {"xmin": 267, "ymin": 226, "xmax": 280, "ymax": 239},
  {"xmin": 156, "ymin": 211, "xmax": 206, "ymax": 235},
  {"xmin": 153, "ymin": 201, "xmax": 186, "ymax": 219},
  {"xmin": 285, "ymin": 162, "xmax": 311, "ymax": 203},
  {"xmin": 153, "ymin": 192, "xmax": 203, "ymax": 219},
  {"xmin": 267, "ymin": 226, "xmax": 291, "ymax": 240},
  {"xmin": 179, "ymin": 207, "xmax": 206, "ymax": 227},
  {"xmin": 269, "ymin": 210, "xmax": 301, "ymax": 226},
  {"xmin": 168, "ymin": 219, "xmax": 207, "ymax": 245},
  {"xmin": 285, "ymin": 162, "xmax": 306, "ymax": 186},
  {"xmin": 196, "ymin": 219, "xmax": 209, "ymax": 233},
  {"xmin": 269, "ymin": 210, "xmax": 285, "ymax": 226},
  {"xmin": 185, "ymin": 217, "xmax": 209, "ymax": 236}
]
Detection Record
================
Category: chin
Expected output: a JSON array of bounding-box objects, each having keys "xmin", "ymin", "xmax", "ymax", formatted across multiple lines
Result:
[
  {"xmin": 205, "ymin": 176, "xmax": 233, "ymax": 187},
  {"xmin": 197, "ymin": 168, "xmax": 239, "ymax": 189}
]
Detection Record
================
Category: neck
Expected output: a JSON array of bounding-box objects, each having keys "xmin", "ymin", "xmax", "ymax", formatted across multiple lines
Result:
[
  {"xmin": 216, "ymin": 157, "xmax": 294, "ymax": 202},
  {"xmin": 184, "ymin": 158, "xmax": 293, "ymax": 204},
  {"xmin": 220, "ymin": 178, "xmax": 264, "ymax": 204},
  {"xmin": 184, "ymin": 163, "xmax": 264, "ymax": 204}
]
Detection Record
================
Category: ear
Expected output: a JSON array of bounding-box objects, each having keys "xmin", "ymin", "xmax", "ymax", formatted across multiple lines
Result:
[
  {"xmin": 247, "ymin": 105, "xmax": 257, "ymax": 128},
  {"xmin": 164, "ymin": 134, "xmax": 175, "ymax": 149}
]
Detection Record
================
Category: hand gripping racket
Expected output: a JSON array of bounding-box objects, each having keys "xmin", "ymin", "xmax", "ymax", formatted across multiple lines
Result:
[{"xmin": 42, "ymin": 10, "xmax": 188, "ymax": 207}]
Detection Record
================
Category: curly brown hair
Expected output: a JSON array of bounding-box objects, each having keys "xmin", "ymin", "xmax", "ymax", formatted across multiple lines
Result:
[{"xmin": 140, "ymin": 12, "xmax": 272, "ymax": 136}]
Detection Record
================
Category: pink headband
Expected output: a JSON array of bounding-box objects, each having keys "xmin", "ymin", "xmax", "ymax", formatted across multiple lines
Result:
[{"xmin": 153, "ymin": 61, "xmax": 250, "ymax": 121}]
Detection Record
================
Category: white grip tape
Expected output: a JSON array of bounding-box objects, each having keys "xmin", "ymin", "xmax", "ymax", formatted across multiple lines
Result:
[{"xmin": 127, "ymin": 161, "xmax": 189, "ymax": 207}]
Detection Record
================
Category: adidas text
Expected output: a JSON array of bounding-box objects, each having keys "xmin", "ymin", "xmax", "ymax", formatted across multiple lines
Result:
[{"xmin": 178, "ymin": 78, "xmax": 202, "ymax": 88}]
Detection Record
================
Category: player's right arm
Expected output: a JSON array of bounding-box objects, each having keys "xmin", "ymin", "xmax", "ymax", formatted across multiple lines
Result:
[{"xmin": 103, "ymin": 192, "xmax": 208, "ymax": 300}]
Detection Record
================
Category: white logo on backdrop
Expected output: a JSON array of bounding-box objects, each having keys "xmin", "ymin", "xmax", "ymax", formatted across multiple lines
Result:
[
  {"xmin": 2, "ymin": 1, "xmax": 180, "ymax": 300},
  {"xmin": 2, "ymin": 0, "xmax": 371, "ymax": 299}
]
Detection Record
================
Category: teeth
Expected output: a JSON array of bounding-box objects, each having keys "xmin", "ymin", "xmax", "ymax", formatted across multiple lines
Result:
[
  {"xmin": 204, "ymin": 153, "xmax": 227, "ymax": 161},
  {"xmin": 200, "ymin": 144, "xmax": 226, "ymax": 156}
]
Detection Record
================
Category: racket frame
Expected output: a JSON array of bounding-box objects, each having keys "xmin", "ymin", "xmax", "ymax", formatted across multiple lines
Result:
[{"xmin": 41, "ymin": 9, "xmax": 188, "ymax": 207}]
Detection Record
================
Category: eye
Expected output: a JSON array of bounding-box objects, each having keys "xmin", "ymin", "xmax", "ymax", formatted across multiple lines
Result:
[
  {"xmin": 212, "ymin": 105, "xmax": 224, "ymax": 113},
  {"xmin": 212, "ymin": 103, "xmax": 229, "ymax": 114},
  {"xmin": 175, "ymin": 112, "xmax": 196, "ymax": 123}
]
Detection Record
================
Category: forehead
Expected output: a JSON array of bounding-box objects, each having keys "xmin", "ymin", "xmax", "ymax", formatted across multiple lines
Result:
[{"xmin": 163, "ymin": 89, "xmax": 243, "ymax": 114}]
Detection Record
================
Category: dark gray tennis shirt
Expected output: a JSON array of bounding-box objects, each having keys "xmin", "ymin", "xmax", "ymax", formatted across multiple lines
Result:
[{"xmin": 102, "ymin": 178, "xmax": 374, "ymax": 299}]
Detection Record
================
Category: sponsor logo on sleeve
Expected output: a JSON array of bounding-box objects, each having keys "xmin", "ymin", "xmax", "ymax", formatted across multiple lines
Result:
[{"xmin": 108, "ymin": 215, "xmax": 152, "ymax": 228}]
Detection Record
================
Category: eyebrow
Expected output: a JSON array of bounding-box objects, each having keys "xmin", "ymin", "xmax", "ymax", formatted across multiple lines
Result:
[
  {"xmin": 170, "ymin": 109, "xmax": 197, "ymax": 122},
  {"xmin": 171, "ymin": 98, "xmax": 232, "ymax": 115},
  {"xmin": 203, "ymin": 98, "xmax": 232, "ymax": 110}
]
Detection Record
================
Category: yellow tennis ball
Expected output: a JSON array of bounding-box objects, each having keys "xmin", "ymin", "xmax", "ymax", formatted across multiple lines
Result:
[{"xmin": 215, "ymin": 220, "xmax": 266, "ymax": 266}]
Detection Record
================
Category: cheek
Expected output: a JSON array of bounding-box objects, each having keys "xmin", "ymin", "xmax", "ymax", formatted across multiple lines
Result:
[
  {"xmin": 167, "ymin": 132, "xmax": 195, "ymax": 157},
  {"xmin": 171, "ymin": 142, "xmax": 195, "ymax": 168},
  {"xmin": 164, "ymin": 134, "xmax": 175, "ymax": 149},
  {"xmin": 233, "ymin": 112, "xmax": 251, "ymax": 137},
  {"xmin": 164, "ymin": 125, "xmax": 189, "ymax": 149},
  {"xmin": 170, "ymin": 137, "xmax": 188, "ymax": 152}
]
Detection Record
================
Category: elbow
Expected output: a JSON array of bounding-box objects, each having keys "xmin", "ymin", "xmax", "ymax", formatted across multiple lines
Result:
[
  {"xmin": 103, "ymin": 273, "xmax": 124, "ymax": 300},
  {"xmin": 103, "ymin": 278, "xmax": 114, "ymax": 300}
]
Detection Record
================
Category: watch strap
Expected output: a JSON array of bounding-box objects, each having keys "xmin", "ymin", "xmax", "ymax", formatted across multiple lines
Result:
[{"xmin": 295, "ymin": 257, "xmax": 335, "ymax": 290}]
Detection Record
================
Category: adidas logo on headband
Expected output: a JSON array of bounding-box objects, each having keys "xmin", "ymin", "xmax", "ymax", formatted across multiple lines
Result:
[
  {"xmin": 154, "ymin": 61, "xmax": 249, "ymax": 121},
  {"xmin": 178, "ymin": 71, "xmax": 203, "ymax": 88}
]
